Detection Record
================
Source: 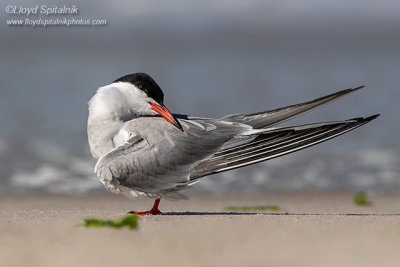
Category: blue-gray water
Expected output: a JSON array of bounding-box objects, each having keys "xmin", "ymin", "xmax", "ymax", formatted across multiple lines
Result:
[{"xmin": 0, "ymin": 0, "xmax": 399, "ymax": 193}]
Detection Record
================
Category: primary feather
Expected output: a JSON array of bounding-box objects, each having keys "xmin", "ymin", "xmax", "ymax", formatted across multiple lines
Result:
[
  {"xmin": 191, "ymin": 115, "xmax": 379, "ymax": 179},
  {"xmin": 220, "ymin": 86, "xmax": 364, "ymax": 129}
]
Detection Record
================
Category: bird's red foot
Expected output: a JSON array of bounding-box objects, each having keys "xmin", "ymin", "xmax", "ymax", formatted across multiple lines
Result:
[
  {"xmin": 127, "ymin": 198, "xmax": 162, "ymax": 216},
  {"xmin": 128, "ymin": 208, "xmax": 161, "ymax": 216}
]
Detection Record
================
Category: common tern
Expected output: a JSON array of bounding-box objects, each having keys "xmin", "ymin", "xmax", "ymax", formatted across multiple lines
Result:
[{"xmin": 87, "ymin": 73, "xmax": 379, "ymax": 215}]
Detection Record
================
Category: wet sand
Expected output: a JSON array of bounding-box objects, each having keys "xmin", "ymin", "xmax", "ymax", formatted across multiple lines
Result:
[{"xmin": 0, "ymin": 191, "xmax": 399, "ymax": 267}]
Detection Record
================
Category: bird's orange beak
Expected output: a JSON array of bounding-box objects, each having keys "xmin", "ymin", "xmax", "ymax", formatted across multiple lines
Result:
[{"xmin": 150, "ymin": 103, "xmax": 184, "ymax": 132}]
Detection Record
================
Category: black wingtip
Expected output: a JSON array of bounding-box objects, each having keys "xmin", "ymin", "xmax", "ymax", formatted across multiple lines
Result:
[
  {"xmin": 346, "ymin": 85, "xmax": 364, "ymax": 94},
  {"xmin": 354, "ymin": 85, "xmax": 365, "ymax": 90},
  {"xmin": 347, "ymin": 114, "xmax": 380, "ymax": 123},
  {"xmin": 366, "ymin": 114, "xmax": 380, "ymax": 121},
  {"xmin": 329, "ymin": 85, "xmax": 364, "ymax": 99}
]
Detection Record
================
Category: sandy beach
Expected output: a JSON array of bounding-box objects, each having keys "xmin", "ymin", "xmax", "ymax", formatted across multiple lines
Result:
[{"xmin": 0, "ymin": 191, "xmax": 399, "ymax": 267}]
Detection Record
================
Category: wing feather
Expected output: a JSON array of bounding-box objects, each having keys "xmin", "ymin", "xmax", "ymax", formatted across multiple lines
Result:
[
  {"xmin": 220, "ymin": 86, "xmax": 364, "ymax": 128},
  {"xmin": 191, "ymin": 114, "xmax": 379, "ymax": 179}
]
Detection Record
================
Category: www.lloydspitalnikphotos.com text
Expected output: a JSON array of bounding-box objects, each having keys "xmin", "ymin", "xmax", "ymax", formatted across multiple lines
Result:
[{"xmin": 5, "ymin": 4, "xmax": 108, "ymax": 27}]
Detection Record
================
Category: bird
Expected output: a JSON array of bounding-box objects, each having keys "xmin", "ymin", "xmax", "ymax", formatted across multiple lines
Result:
[{"xmin": 87, "ymin": 72, "xmax": 379, "ymax": 215}]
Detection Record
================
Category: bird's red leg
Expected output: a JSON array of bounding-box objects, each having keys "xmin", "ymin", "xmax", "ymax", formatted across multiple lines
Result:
[{"xmin": 128, "ymin": 198, "xmax": 162, "ymax": 215}]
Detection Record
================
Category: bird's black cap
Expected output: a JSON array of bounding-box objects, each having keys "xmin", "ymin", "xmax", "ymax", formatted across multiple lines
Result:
[{"xmin": 113, "ymin": 73, "xmax": 164, "ymax": 105}]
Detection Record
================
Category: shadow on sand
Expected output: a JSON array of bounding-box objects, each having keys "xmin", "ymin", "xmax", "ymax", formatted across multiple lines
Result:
[{"xmin": 159, "ymin": 211, "xmax": 400, "ymax": 216}]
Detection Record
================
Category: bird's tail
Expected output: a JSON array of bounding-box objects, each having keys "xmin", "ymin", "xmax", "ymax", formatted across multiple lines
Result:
[{"xmin": 191, "ymin": 114, "xmax": 379, "ymax": 179}]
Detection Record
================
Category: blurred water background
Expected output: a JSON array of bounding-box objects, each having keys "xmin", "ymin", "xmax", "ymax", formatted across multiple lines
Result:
[{"xmin": 1, "ymin": 0, "xmax": 399, "ymax": 194}]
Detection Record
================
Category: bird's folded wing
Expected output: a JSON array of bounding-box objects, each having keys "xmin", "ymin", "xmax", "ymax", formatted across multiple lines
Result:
[
  {"xmin": 94, "ymin": 117, "xmax": 251, "ymax": 195},
  {"xmin": 94, "ymin": 135, "xmax": 147, "ymax": 184},
  {"xmin": 94, "ymin": 135, "xmax": 195, "ymax": 196},
  {"xmin": 191, "ymin": 114, "xmax": 379, "ymax": 179},
  {"xmin": 219, "ymin": 86, "xmax": 364, "ymax": 129}
]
